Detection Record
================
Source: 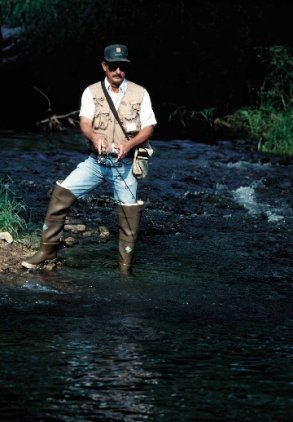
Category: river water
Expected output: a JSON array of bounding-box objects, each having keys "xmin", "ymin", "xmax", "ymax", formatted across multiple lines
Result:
[{"xmin": 0, "ymin": 132, "xmax": 292, "ymax": 421}]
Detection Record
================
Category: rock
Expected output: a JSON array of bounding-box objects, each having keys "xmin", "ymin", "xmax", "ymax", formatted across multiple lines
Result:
[
  {"xmin": 64, "ymin": 224, "xmax": 86, "ymax": 233},
  {"xmin": 98, "ymin": 225, "xmax": 110, "ymax": 238},
  {"xmin": 63, "ymin": 236, "xmax": 76, "ymax": 246},
  {"xmin": 0, "ymin": 232, "xmax": 13, "ymax": 243}
]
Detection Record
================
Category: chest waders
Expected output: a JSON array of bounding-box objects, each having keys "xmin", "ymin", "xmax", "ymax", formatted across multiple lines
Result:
[
  {"xmin": 116, "ymin": 201, "xmax": 144, "ymax": 274},
  {"xmin": 22, "ymin": 183, "xmax": 143, "ymax": 274},
  {"xmin": 22, "ymin": 184, "xmax": 76, "ymax": 268}
]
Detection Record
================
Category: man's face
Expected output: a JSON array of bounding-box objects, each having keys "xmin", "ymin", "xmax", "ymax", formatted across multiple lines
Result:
[{"xmin": 102, "ymin": 61, "xmax": 129, "ymax": 87}]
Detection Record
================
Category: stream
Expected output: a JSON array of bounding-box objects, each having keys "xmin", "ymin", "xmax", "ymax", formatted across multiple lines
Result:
[{"xmin": 0, "ymin": 132, "xmax": 292, "ymax": 421}]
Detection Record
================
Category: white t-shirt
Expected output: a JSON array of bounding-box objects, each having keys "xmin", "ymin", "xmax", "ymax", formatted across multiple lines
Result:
[{"xmin": 79, "ymin": 78, "xmax": 157, "ymax": 129}]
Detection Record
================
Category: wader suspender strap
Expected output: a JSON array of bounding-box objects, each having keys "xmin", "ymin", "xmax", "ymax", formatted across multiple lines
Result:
[{"xmin": 101, "ymin": 80, "xmax": 130, "ymax": 141}]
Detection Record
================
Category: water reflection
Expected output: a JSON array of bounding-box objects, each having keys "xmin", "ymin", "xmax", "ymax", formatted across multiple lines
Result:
[{"xmin": 1, "ymin": 295, "xmax": 291, "ymax": 420}]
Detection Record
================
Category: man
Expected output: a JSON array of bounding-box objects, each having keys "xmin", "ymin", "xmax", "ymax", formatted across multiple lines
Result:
[{"xmin": 22, "ymin": 43, "xmax": 157, "ymax": 273}]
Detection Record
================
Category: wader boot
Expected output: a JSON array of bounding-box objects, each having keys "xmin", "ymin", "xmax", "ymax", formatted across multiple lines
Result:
[
  {"xmin": 22, "ymin": 184, "xmax": 76, "ymax": 268},
  {"xmin": 116, "ymin": 201, "xmax": 144, "ymax": 273}
]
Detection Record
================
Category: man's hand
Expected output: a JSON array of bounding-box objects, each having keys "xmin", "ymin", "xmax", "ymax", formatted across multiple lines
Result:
[
  {"xmin": 116, "ymin": 144, "xmax": 130, "ymax": 161},
  {"xmin": 92, "ymin": 135, "xmax": 107, "ymax": 155}
]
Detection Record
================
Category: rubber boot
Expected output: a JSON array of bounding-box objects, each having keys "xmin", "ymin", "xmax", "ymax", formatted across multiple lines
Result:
[
  {"xmin": 116, "ymin": 201, "xmax": 144, "ymax": 273},
  {"xmin": 22, "ymin": 184, "xmax": 76, "ymax": 268}
]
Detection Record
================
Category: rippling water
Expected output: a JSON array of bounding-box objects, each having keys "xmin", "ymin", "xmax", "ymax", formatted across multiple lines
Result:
[{"xmin": 0, "ymin": 133, "xmax": 292, "ymax": 420}]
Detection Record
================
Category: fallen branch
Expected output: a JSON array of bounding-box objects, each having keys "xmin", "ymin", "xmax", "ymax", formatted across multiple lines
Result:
[
  {"xmin": 214, "ymin": 116, "xmax": 233, "ymax": 129},
  {"xmin": 33, "ymin": 85, "xmax": 79, "ymax": 131},
  {"xmin": 36, "ymin": 110, "xmax": 80, "ymax": 131}
]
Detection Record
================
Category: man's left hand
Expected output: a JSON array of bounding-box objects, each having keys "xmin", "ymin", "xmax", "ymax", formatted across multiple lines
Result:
[{"xmin": 116, "ymin": 144, "xmax": 130, "ymax": 161}]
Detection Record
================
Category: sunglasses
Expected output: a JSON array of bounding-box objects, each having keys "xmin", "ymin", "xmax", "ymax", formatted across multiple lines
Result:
[{"xmin": 107, "ymin": 61, "xmax": 129, "ymax": 72}]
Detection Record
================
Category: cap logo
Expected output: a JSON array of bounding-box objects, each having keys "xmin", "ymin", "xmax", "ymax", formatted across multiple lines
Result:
[{"xmin": 116, "ymin": 47, "xmax": 121, "ymax": 53}]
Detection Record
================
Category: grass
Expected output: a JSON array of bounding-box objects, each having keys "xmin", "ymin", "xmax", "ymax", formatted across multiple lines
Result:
[
  {"xmin": 258, "ymin": 110, "xmax": 293, "ymax": 155},
  {"xmin": 0, "ymin": 178, "xmax": 35, "ymax": 240},
  {"xmin": 231, "ymin": 106, "xmax": 293, "ymax": 156}
]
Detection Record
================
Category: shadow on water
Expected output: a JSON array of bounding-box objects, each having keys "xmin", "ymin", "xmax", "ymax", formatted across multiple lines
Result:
[{"xmin": 0, "ymin": 132, "xmax": 292, "ymax": 420}]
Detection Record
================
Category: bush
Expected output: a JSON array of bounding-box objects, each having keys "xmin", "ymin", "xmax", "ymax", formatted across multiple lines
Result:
[
  {"xmin": 219, "ymin": 45, "xmax": 293, "ymax": 156},
  {"xmin": 255, "ymin": 45, "xmax": 293, "ymax": 111}
]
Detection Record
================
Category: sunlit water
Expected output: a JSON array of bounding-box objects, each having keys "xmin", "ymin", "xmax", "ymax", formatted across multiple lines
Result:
[{"xmin": 0, "ymin": 132, "xmax": 292, "ymax": 420}]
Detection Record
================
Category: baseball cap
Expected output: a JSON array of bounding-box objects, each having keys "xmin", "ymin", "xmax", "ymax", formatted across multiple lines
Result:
[{"xmin": 104, "ymin": 44, "xmax": 130, "ymax": 62}]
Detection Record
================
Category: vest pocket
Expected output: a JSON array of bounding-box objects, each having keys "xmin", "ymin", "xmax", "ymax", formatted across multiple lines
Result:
[
  {"xmin": 122, "ymin": 102, "xmax": 141, "ymax": 133},
  {"xmin": 94, "ymin": 112, "xmax": 111, "ymax": 130}
]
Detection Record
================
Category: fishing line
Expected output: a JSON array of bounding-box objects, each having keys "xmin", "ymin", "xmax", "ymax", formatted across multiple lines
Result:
[
  {"xmin": 108, "ymin": 156, "xmax": 156, "ymax": 227},
  {"xmin": 108, "ymin": 155, "xmax": 137, "ymax": 201}
]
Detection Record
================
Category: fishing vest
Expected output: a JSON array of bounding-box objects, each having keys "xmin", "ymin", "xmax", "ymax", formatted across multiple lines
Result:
[{"xmin": 89, "ymin": 81, "xmax": 145, "ymax": 152}]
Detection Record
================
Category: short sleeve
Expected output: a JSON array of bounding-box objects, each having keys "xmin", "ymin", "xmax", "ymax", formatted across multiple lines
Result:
[
  {"xmin": 79, "ymin": 87, "xmax": 95, "ymax": 120},
  {"xmin": 140, "ymin": 90, "xmax": 157, "ymax": 129}
]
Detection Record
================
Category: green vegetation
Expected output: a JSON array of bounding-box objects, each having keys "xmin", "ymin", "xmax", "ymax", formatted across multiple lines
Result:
[
  {"xmin": 233, "ymin": 106, "xmax": 293, "ymax": 155},
  {"xmin": 169, "ymin": 105, "xmax": 215, "ymax": 128},
  {"xmin": 168, "ymin": 45, "xmax": 293, "ymax": 155},
  {"xmin": 220, "ymin": 45, "xmax": 293, "ymax": 156},
  {"xmin": 0, "ymin": 179, "xmax": 33, "ymax": 239},
  {"xmin": 235, "ymin": 45, "xmax": 293, "ymax": 155}
]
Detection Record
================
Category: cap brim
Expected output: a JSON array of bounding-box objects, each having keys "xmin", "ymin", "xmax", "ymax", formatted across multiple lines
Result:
[{"xmin": 104, "ymin": 58, "xmax": 131, "ymax": 63}]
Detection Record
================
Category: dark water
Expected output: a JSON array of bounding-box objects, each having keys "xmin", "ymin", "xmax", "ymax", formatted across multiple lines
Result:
[{"xmin": 0, "ymin": 132, "xmax": 292, "ymax": 421}]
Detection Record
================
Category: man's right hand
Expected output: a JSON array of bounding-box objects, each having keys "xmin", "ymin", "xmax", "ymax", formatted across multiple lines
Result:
[
  {"xmin": 80, "ymin": 117, "xmax": 106, "ymax": 154},
  {"xmin": 91, "ymin": 136, "xmax": 106, "ymax": 155}
]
